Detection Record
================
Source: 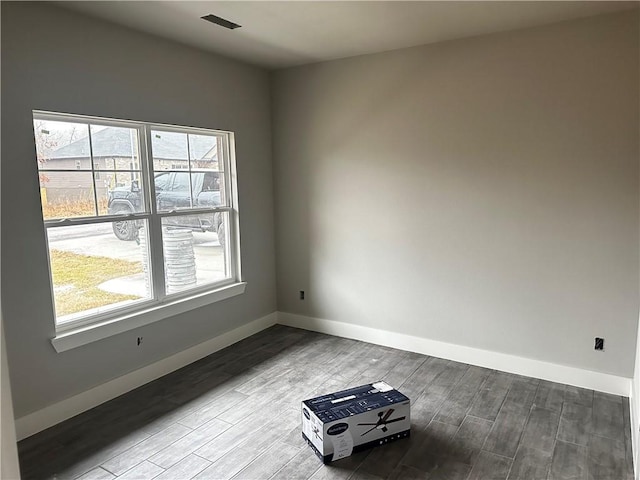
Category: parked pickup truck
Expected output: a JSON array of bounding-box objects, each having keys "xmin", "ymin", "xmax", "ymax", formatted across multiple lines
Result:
[{"xmin": 107, "ymin": 171, "xmax": 224, "ymax": 244}]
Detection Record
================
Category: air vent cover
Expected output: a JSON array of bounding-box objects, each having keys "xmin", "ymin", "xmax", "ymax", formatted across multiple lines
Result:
[{"xmin": 201, "ymin": 14, "xmax": 241, "ymax": 30}]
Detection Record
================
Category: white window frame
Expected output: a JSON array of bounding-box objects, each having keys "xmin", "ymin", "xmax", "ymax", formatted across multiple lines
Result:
[{"xmin": 34, "ymin": 111, "xmax": 244, "ymax": 351}]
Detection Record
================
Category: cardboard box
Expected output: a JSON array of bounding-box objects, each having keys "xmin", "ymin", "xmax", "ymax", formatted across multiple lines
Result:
[{"xmin": 301, "ymin": 381, "xmax": 411, "ymax": 463}]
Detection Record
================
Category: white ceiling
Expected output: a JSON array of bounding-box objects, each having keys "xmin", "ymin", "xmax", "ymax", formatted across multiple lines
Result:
[{"xmin": 57, "ymin": 1, "xmax": 639, "ymax": 69}]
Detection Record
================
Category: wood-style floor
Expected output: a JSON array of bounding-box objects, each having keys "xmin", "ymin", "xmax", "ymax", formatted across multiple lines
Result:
[{"xmin": 18, "ymin": 325, "xmax": 633, "ymax": 480}]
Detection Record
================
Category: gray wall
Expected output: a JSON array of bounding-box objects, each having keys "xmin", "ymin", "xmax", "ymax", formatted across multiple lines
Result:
[
  {"xmin": 272, "ymin": 12, "xmax": 640, "ymax": 377},
  {"xmin": 1, "ymin": 2, "xmax": 276, "ymax": 417},
  {"xmin": 1, "ymin": 322, "xmax": 20, "ymax": 479}
]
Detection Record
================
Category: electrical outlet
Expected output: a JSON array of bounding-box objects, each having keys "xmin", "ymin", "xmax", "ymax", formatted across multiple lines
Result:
[
  {"xmin": 299, "ymin": 290, "xmax": 305, "ymax": 300},
  {"xmin": 595, "ymin": 337, "xmax": 604, "ymax": 351}
]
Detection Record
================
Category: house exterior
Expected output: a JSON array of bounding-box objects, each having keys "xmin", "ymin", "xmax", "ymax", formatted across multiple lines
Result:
[{"xmin": 39, "ymin": 126, "xmax": 221, "ymax": 205}]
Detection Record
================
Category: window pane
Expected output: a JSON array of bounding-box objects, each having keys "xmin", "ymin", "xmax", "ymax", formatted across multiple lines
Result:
[
  {"xmin": 151, "ymin": 130, "xmax": 188, "ymax": 172},
  {"xmin": 155, "ymin": 171, "xmax": 192, "ymax": 212},
  {"xmin": 46, "ymin": 220, "xmax": 152, "ymax": 325},
  {"xmin": 154, "ymin": 172, "xmax": 171, "ymax": 191},
  {"xmin": 194, "ymin": 172, "xmax": 226, "ymax": 207},
  {"xmin": 34, "ymin": 119, "xmax": 91, "ymax": 170},
  {"xmin": 170, "ymin": 172, "xmax": 190, "ymax": 191},
  {"xmin": 40, "ymin": 171, "xmax": 96, "ymax": 220},
  {"xmin": 154, "ymin": 171, "xmax": 185, "ymax": 212},
  {"xmin": 90, "ymin": 125, "xmax": 140, "ymax": 171},
  {"xmin": 98, "ymin": 171, "xmax": 145, "ymax": 216},
  {"xmin": 189, "ymin": 134, "xmax": 222, "ymax": 172},
  {"xmin": 155, "ymin": 172, "xmax": 226, "ymax": 212},
  {"xmin": 161, "ymin": 213, "xmax": 229, "ymax": 294}
]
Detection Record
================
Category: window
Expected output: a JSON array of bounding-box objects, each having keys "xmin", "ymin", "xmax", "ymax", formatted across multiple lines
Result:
[
  {"xmin": 170, "ymin": 172, "xmax": 190, "ymax": 191},
  {"xmin": 33, "ymin": 111, "xmax": 241, "ymax": 334}
]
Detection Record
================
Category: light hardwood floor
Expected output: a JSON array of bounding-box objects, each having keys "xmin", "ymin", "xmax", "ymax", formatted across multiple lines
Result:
[{"xmin": 18, "ymin": 325, "xmax": 634, "ymax": 479}]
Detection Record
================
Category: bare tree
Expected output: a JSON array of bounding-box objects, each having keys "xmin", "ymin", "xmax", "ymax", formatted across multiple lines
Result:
[
  {"xmin": 33, "ymin": 121, "xmax": 87, "ymax": 185},
  {"xmin": 33, "ymin": 120, "xmax": 61, "ymax": 185}
]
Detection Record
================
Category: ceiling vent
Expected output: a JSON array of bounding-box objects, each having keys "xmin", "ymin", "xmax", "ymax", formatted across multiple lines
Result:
[{"xmin": 201, "ymin": 14, "xmax": 241, "ymax": 30}]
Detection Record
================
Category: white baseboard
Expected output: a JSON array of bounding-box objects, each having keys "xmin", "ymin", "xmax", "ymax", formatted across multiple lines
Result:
[
  {"xmin": 15, "ymin": 312, "xmax": 278, "ymax": 441},
  {"xmin": 631, "ymin": 316, "xmax": 640, "ymax": 480},
  {"xmin": 15, "ymin": 310, "xmax": 632, "ymax": 442},
  {"xmin": 277, "ymin": 312, "xmax": 631, "ymax": 397}
]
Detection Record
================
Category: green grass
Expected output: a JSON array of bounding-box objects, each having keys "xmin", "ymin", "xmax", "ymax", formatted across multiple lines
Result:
[{"xmin": 50, "ymin": 250, "xmax": 143, "ymax": 317}]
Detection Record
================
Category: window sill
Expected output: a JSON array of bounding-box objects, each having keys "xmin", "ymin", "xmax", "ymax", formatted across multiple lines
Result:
[{"xmin": 51, "ymin": 282, "xmax": 247, "ymax": 353}]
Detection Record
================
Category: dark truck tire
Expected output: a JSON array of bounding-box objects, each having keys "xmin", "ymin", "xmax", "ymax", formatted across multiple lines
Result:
[{"xmin": 112, "ymin": 208, "xmax": 138, "ymax": 241}]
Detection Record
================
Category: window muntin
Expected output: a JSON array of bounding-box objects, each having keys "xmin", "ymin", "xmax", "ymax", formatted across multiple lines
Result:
[{"xmin": 33, "ymin": 111, "xmax": 239, "ymax": 331}]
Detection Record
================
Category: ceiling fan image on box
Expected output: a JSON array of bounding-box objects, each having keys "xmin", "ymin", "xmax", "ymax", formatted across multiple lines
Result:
[{"xmin": 357, "ymin": 408, "xmax": 407, "ymax": 436}]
